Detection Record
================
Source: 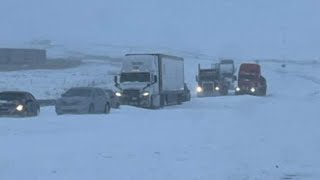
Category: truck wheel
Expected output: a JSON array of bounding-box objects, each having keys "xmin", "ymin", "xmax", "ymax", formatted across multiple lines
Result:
[
  {"xmin": 261, "ymin": 87, "xmax": 267, "ymax": 96},
  {"xmin": 159, "ymin": 94, "xmax": 167, "ymax": 108},
  {"xmin": 162, "ymin": 95, "xmax": 168, "ymax": 107},
  {"xmin": 89, "ymin": 104, "xmax": 95, "ymax": 114},
  {"xmin": 150, "ymin": 96, "xmax": 156, "ymax": 109},
  {"xmin": 187, "ymin": 94, "xmax": 191, "ymax": 101},
  {"xmin": 115, "ymin": 103, "xmax": 120, "ymax": 109},
  {"xmin": 177, "ymin": 94, "xmax": 182, "ymax": 105},
  {"xmin": 150, "ymin": 95, "xmax": 161, "ymax": 109},
  {"xmin": 256, "ymin": 87, "xmax": 266, "ymax": 96},
  {"xmin": 105, "ymin": 103, "xmax": 111, "ymax": 114}
]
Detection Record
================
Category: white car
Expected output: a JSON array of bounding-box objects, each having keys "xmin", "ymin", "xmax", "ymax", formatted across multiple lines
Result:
[{"xmin": 55, "ymin": 87, "xmax": 111, "ymax": 115}]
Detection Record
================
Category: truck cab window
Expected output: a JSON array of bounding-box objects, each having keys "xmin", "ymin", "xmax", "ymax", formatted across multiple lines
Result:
[{"xmin": 120, "ymin": 72, "xmax": 150, "ymax": 83}]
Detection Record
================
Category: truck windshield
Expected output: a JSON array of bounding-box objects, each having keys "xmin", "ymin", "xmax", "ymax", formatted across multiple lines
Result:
[
  {"xmin": 199, "ymin": 70, "xmax": 219, "ymax": 81},
  {"xmin": 239, "ymin": 74, "xmax": 256, "ymax": 80},
  {"xmin": 219, "ymin": 64, "xmax": 234, "ymax": 74},
  {"xmin": 120, "ymin": 72, "xmax": 150, "ymax": 83},
  {"xmin": 199, "ymin": 75, "xmax": 218, "ymax": 81}
]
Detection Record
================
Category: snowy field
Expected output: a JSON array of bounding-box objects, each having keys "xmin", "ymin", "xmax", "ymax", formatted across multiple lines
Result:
[
  {"xmin": 1, "ymin": 58, "xmax": 320, "ymax": 180},
  {"xmin": 0, "ymin": 60, "xmax": 120, "ymax": 99}
]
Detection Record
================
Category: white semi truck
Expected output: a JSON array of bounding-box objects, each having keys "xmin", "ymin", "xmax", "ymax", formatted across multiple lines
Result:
[{"xmin": 114, "ymin": 54, "xmax": 186, "ymax": 108}]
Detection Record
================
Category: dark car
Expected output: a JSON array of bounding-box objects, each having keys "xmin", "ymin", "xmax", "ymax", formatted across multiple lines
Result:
[
  {"xmin": 55, "ymin": 87, "xmax": 111, "ymax": 115},
  {"xmin": 105, "ymin": 89, "xmax": 121, "ymax": 109},
  {"xmin": 0, "ymin": 91, "xmax": 40, "ymax": 117}
]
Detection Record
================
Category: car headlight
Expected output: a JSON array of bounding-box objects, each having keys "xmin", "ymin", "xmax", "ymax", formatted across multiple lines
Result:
[
  {"xmin": 250, "ymin": 87, "xmax": 256, "ymax": 93},
  {"xmin": 196, "ymin": 86, "xmax": 203, "ymax": 93},
  {"xmin": 115, "ymin": 92, "xmax": 122, "ymax": 97},
  {"xmin": 16, "ymin": 104, "xmax": 24, "ymax": 111},
  {"xmin": 236, "ymin": 87, "xmax": 241, "ymax": 92},
  {"xmin": 142, "ymin": 92, "xmax": 150, "ymax": 96},
  {"xmin": 215, "ymin": 86, "xmax": 220, "ymax": 91}
]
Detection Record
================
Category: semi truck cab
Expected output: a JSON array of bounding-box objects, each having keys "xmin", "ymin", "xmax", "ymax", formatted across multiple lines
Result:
[
  {"xmin": 114, "ymin": 54, "xmax": 185, "ymax": 108},
  {"xmin": 196, "ymin": 64, "xmax": 228, "ymax": 97},
  {"xmin": 235, "ymin": 63, "xmax": 267, "ymax": 96}
]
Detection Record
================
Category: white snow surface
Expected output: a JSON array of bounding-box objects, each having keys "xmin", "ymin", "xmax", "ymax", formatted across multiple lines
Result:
[{"xmin": 1, "ymin": 58, "xmax": 320, "ymax": 180}]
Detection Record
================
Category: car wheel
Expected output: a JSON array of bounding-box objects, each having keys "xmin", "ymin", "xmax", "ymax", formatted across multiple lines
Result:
[
  {"xmin": 187, "ymin": 94, "xmax": 191, "ymax": 101},
  {"xmin": 35, "ymin": 108, "xmax": 40, "ymax": 116},
  {"xmin": 116, "ymin": 103, "xmax": 120, "ymax": 109},
  {"xmin": 105, "ymin": 103, "xmax": 111, "ymax": 114}
]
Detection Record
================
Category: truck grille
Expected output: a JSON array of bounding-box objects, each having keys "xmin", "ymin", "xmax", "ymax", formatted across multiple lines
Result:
[
  {"xmin": 122, "ymin": 89, "xmax": 141, "ymax": 103},
  {"xmin": 123, "ymin": 89, "xmax": 140, "ymax": 97},
  {"xmin": 203, "ymin": 83, "xmax": 213, "ymax": 91}
]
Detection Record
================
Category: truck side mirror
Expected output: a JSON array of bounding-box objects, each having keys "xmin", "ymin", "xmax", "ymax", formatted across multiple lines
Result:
[{"xmin": 153, "ymin": 75, "xmax": 157, "ymax": 83}]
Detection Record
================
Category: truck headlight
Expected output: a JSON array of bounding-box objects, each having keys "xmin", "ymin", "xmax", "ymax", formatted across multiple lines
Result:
[
  {"xmin": 115, "ymin": 92, "xmax": 122, "ymax": 97},
  {"xmin": 250, "ymin": 87, "xmax": 256, "ymax": 93},
  {"xmin": 197, "ymin": 86, "xmax": 203, "ymax": 93},
  {"xmin": 142, "ymin": 92, "xmax": 150, "ymax": 96},
  {"xmin": 215, "ymin": 86, "xmax": 220, "ymax": 91},
  {"xmin": 16, "ymin": 104, "xmax": 24, "ymax": 111},
  {"xmin": 236, "ymin": 87, "xmax": 241, "ymax": 92}
]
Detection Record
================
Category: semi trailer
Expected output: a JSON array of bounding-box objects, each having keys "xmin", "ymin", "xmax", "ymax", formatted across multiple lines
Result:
[{"xmin": 114, "ymin": 54, "xmax": 186, "ymax": 108}]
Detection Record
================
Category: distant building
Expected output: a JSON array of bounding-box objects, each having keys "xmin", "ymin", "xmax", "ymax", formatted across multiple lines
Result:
[{"xmin": 0, "ymin": 48, "xmax": 46, "ymax": 65}]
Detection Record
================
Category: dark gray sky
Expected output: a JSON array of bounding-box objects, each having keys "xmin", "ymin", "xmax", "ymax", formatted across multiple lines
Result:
[{"xmin": 0, "ymin": 0, "xmax": 319, "ymax": 59}]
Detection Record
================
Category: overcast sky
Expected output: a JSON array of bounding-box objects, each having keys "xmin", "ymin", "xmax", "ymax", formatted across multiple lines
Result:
[{"xmin": 0, "ymin": 0, "xmax": 319, "ymax": 59}]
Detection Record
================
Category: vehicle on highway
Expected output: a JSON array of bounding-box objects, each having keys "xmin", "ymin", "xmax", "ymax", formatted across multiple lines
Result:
[
  {"xmin": 218, "ymin": 59, "xmax": 237, "ymax": 90},
  {"xmin": 0, "ymin": 91, "xmax": 40, "ymax": 117},
  {"xmin": 114, "ymin": 53, "xmax": 186, "ymax": 109},
  {"xmin": 235, "ymin": 63, "xmax": 267, "ymax": 96},
  {"xmin": 105, "ymin": 89, "xmax": 121, "ymax": 109},
  {"xmin": 196, "ymin": 64, "xmax": 229, "ymax": 97},
  {"xmin": 55, "ymin": 87, "xmax": 111, "ymax": 115}
]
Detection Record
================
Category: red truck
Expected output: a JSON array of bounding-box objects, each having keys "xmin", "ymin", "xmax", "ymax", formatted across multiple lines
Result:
[{"xmin": 235, "ymin": 63, "xmax": 267, "ymax": 96}]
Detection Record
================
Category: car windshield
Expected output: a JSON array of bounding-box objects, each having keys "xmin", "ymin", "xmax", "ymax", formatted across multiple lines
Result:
[
  {"xmin": 120, "ymin": 72, "xmax": 150, "ymax": 83},
  {"xmin": 63, "ymin": 89, "xmax": 92, "ymax": 97},
  {"xmin": 0, "ymin": 93, "xmax": 25, "ymax": 101}
]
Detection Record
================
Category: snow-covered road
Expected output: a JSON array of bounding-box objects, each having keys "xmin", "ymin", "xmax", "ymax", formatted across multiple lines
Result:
[{"xmin": 1, "ymin": 60, "xmax": 320, "ymax": 180}]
